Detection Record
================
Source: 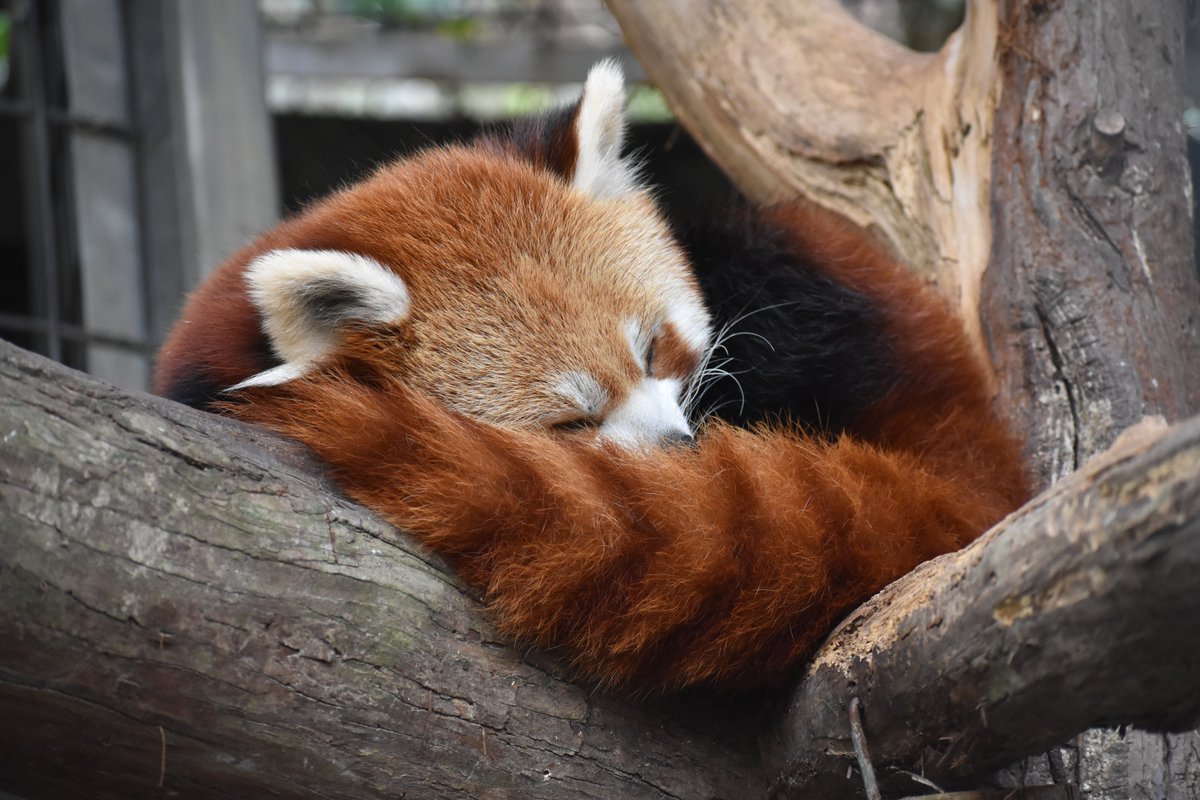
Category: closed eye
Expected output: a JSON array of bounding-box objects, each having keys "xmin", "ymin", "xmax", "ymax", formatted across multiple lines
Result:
[{"xmin": 551, "ymin": 416, "xmax": 599, "ymax": 432}]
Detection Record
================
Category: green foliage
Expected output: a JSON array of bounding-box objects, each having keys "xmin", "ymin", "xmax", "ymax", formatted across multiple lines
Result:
[
  {"xmin": 627, "ymin": 86, "xmax": 673, "ymax": 123},
  {"xmin": 346, "ymin": 0, "xmax": 477, "ymax": 37},
  {"xmin": 435, "ymin": 16, "xmax": 478, "ymax": 41},
  {"xmin": 502, "ymin": 84, "xmax": 558, "ymax": 117},
  {"xmin": 0, "ymin": 12, "xmax": 10, "ymax": 90},
  {"xmin": 347, "ymin": 0, "xmax": 429, "ymax": 24}
]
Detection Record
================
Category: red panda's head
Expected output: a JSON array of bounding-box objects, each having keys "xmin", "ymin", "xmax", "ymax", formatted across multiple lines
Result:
[{"xmin": 158, "ymin": 62, "xmax": 712, "ymax": 449}]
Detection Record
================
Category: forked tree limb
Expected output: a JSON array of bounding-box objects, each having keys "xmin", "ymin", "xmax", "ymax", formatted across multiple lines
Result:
[
  {"xmin": 762, "ymin": 415, "xmax": 1200, "ymax": 799},
  {"xmin": 606, "ymin": 0, "xmax": 1200, "ymax": 487},
  {"xmin": 0, "ymin": 341, "xmax": 764, "ymax": 800},
  {"xmin": 605, "ymin": 0, "xmax": 1003, "ymax": 344}
]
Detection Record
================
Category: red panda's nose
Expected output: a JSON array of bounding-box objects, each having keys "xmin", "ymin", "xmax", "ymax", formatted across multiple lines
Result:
[{"xmin": 661, "ymin": 430, "xmax": 696, "ymax": 448}]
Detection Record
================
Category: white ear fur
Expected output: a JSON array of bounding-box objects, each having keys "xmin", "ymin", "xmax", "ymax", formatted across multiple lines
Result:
[
  {"xmin": 233, "ymin": 248, "xmax": 410, "ymax": 389},
  {"xmin": 227, "ymin": 362, "xmax": 310, "ymax": 392},
  {"xmin": 572, "ymin": 60, "xmax": 639, "ymax": 199}
]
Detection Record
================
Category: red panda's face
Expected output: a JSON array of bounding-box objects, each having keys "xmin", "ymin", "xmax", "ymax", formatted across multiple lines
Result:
[{"xmin": 230, "ymin": 62, "xmax": 712, "ymax": 449}]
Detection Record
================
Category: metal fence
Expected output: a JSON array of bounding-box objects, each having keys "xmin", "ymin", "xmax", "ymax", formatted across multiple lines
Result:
[{"xmin": 0, "ymin": 0, "xmax": 278, "ymax": 392}]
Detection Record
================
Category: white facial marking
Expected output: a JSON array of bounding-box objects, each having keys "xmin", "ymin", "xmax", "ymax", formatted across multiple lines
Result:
[
  {"xmin": 240, "ymin": 248, "xmax": 410, "ymax": 388},
  {"xmin": 660, "ymin": 279, "xmax": 712, "ymax": 356},
  {"xmin": 598, "ymin": 377, "xmax": 691, "ymax": 450},
  {"xmin": 623, "ymin": 318, "xmax": 651, "ymax": 373},
  {"xmin": 551, "ymin": 371, "xmax": 608, "ymax": 417},
  {"xmin": 573, "ymin": 60, "xmax": 640, "ymax": 199}
]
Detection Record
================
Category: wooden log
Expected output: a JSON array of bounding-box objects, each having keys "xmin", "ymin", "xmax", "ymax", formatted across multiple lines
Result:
[
  {"xmin": 762, "ymin": 416, "xmax": 1200, "ymax": 799},
  {"xmin": 0, "ymin": 340, "xmax": 765, "ymax": 800},
  {"xmin": 6, "ymin": 333, "xmax": 1200, "ymax": 800}
]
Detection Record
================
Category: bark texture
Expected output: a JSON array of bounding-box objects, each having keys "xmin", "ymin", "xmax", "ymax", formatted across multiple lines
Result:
[
  {"xmin": 981, "ymin": 0, "xmax": 1200, "ymax": 793},
  {"xmin": 762, "ymin": 416, "xmax": 1200, "ymax": 798},
  {"xmin": 984, "ymin": 0, "xmax": 1200, "ymax": 480},
  {"xmin": 606, "ymin": 0, "xmax": 1004, "ymax": 356},
  {"xmin": 0, "ymin": 341, "xmax": 765, "ymax": 800},
  {"xmin": 607, "ymin": 0, "xmax": 1200, "ymax": 796}
]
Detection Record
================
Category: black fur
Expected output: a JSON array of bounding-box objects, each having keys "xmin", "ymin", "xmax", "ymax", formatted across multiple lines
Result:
[
  {"xmin": 298, "ymin": 278, "xmax": 376, "ymax": 329},
  {"xmin": 161, "ymin": 368, "xmax": 226, "ymax": 411},
  {"xmin": 477, "ymin": 102, "xmax": 583, "ymax": 180},
  {"xmin": 678, "ymin": 207, "xmax": 898, "ymax": 434},
  {"xmin": 163, "ymin": 333, "xmax": 279, "ymax": 411}
]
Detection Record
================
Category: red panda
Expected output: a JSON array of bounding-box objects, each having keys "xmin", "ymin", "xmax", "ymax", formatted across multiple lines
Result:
[{"xmin": 155, "ymin": 62, "xmax": 1029, "ymax": 692}]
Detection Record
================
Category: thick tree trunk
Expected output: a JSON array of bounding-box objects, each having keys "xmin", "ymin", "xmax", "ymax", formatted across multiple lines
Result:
[
  {"xmin": 0, "ymin": 342, "xmax": 765, "ymax": 800},
  {"xmin": 607, "ymin": 0, "xmax": 1200, "ymax": 796},
  {"xmin": 983, "ymin": 0, "xmax": 1200, "ymax": 795},
  {"xmin": 984, "ymin": 0, "xmax": 1200, "ymax": 477}
]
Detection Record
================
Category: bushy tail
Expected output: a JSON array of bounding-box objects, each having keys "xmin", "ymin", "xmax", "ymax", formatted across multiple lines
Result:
[
  {"xmin": 227, "ymin": 200, "xmax": 1029, "ymax": 692},
  {"xmin": 230, "ymin": 364, "xmax": 1024, "ymax": 691}
]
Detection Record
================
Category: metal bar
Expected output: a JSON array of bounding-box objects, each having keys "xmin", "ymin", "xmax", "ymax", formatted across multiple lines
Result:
[
  {"xmin": 0, "ymin": 97, "xmax": 31, "ymax": 116},
  {"xmin": 12, "ymin": 0, "xmax": 62, "ymax": 362},
  {"xmin": 119, "ymin": 0, "xmax": 154, "ymax": 371},
  {"xmin": 0, "ymin": 312, "xmax": 150, "ymax": 353},
  {"xmin": 47, "ymin": 109, "xmax": 137, "ymax": 139}
]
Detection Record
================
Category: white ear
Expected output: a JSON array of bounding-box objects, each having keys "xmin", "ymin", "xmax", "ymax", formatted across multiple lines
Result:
[
  {"xmin": 572, "ymin": 60, "xmax": 639, "ymax": 199},
  {"xmin": 233, "ymin": 248, "xmax": 410, "ymax": 388}
]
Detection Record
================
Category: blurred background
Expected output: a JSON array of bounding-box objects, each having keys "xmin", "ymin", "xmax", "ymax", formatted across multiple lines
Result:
[{"xmin": 8, "ymin": 0, "xmax": 1186, "ymax": 396}]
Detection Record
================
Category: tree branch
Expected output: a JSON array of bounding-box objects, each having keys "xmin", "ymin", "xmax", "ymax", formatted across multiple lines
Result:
[
  {"xmin": 763, "ymin": 416, "xmax": 1200, "ymax": 799},
  {"xmin": 605, "ymin": 0, "xmax": 1004, "ymax": 343},
  {"xmin": 0, "ymin": 340, "xmax": 764, "ymax": 800},
  {"xmin": 609, "ymin": 0, "xmax": 1200, "ymax": 794},
  {"xmin": 5, "ymin": 336, "xmax": 1200, "ymax": 798}
]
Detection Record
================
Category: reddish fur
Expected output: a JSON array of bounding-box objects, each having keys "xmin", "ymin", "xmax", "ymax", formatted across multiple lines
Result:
[
  {"xmin": 217, "ymin": 199, "xmax": 1029, "ymax": 692},
  {"xmin": 156, "ymin": 146, "xmax": 695, "ymax": 428},
  {"xmin": 650, "ymin": 322, "xmax": 700, "ymax": 381}
]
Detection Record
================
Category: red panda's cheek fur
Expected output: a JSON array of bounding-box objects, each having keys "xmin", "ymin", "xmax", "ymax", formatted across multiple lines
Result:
[{"xmin": 650, "ymin": 322, "xmax": 701, "ymax": 383}]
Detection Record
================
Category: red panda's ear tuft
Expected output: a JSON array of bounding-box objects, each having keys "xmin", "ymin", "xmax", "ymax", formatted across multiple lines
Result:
[
  {"xmin": 229, "ymin": 249, "xmax": 410, "ymax": 390},
  {"xmin": 571, "ymin": 59, "xmax": 639, "ymax": 199},
  {"xmin": 481, "ymin": 60, "xmax": 640, "ymax": 197}
]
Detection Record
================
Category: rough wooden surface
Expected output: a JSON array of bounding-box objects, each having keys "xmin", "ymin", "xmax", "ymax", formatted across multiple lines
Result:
[
  {"xmin": 983, "ymin": 0, "xmax": 1200, "ymax": 485},
  {"xmin": 0, "ymin": 340, "xmax": 765, "ymax": 800},
  {"xmin": 762, "ymin": 415, "xmax": 1200, "ymax": 799},
  {"xmin": 605, "ymin": 0, "xmax": 1005, "ymax": 356},
  {"xmin": 981, "ymin": 1, "xmax": 1200, "ymax": 794}
]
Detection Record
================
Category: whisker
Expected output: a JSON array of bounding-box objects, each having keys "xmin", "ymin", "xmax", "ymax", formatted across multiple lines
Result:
[{"xmin": 685, "ymin": 297, "xmax": 806, "ymax": 423}]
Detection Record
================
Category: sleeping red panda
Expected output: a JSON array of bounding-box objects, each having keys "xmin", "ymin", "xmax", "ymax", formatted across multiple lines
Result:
[{"xmin": 155, "ymin": 62, "xmax": 1029, "ymax": 692}]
